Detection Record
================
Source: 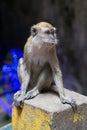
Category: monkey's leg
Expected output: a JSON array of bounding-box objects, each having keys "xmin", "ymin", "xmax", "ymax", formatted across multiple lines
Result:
[
  {"xmin": 14, "ymin": 58, "xmax": 30, "ymax": 107},
  {"xmin": 51, "ymin": 85, "xmax": 77, "ymax": 112},
  {"xmin": 25, "ymin": 66, "xmax": 52, "ymax": 99}
]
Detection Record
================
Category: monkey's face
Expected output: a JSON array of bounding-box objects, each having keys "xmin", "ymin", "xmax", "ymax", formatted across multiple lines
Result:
[
  {"xmin": 40, "ymin": 27, "xmax": 57, "ymax": 46},
  {"xmin": 31, "ymin": 24, "xmax": 58, "ymax": 47}
]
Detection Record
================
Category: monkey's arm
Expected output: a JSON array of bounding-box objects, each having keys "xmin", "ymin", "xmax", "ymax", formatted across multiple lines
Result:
[
  {"xmin": 14, "ymin": 58, "xmax": 30, "ymax": 107},
  {"xmin": 50, "ymin": 49, "xmax": 77, "ymax": 112}
]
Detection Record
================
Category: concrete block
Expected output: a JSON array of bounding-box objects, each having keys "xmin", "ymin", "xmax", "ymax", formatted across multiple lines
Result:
[{"xmin": 12, "ymin": 89, "xmax": 87, "ymax": 130}]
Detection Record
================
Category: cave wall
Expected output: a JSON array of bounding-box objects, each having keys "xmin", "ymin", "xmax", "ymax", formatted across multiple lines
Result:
[{"xmin": 0, "ymin": 0, "xmax": 87, "ymax": 94}]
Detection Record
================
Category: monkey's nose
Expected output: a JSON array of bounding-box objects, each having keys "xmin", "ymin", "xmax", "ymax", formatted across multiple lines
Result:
[
  {"xmin": 50, "ymin": 42, "xmax": 55, "ymax": 45},
  {"xmin": 50, "ymin": 35, "xmax": 54, "ymax": 40}
]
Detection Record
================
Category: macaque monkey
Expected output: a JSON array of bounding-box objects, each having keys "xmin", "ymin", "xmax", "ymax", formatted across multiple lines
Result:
[{"xmin": 14, "ymin": 22, "xmax": 76, "ymax": 111}]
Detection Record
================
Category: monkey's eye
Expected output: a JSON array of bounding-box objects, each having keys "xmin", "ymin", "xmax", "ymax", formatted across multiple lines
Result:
[
  {"xmin": 51, "ymin": 30, "xmax": 55, "ymax": 35},
  {"xmin": 45, "ymin": 30, "xmax": 55, "ymax": 35},
  {"xmin": 45, "ymin": 30, "xmax": 50, "ymax": 34}
]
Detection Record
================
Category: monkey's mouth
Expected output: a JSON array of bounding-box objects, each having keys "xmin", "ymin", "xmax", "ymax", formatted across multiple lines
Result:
[
  {"xmin": 45, "ymin": 40, "xmax": 55, "ymax": 45},
  {"xmin": 45, "ymin": 42, "xmax": 55, "ymax": 46}
]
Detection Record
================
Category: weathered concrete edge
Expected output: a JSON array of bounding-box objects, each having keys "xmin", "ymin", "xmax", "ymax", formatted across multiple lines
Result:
[
  {"xmin": 24, "ymin": 101, "xmax": 87, "ymax": 130},
  {"xmin": 24, "ymin": 88, "xmax": 87, "ymax": 113},
  {"xmin": 12, "ymin": 89, "xmax": 87, "ymax": 130},
  {"xmin": 24, "ymin": 101, "xmax": 87, "ymax": 118}
]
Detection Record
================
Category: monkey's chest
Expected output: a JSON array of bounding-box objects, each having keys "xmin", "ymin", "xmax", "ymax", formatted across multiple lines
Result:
[
  {"xmin": 33, "ymin": 54, "xmax": 47, "ymax": 66},
  {"xmin": 31, "ymin": 54, "xmax": 47, "ymax": 74},
  {"xmin": 29, "ymin": 54, "xmax": 47, "ymax": 89}
]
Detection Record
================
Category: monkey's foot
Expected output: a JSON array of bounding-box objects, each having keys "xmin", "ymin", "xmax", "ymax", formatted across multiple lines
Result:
[
  {"xmin": 25, "ymin": 89, "xmax": 39, "ymax": 99},
  {"xmin": 14, "ymin": 90, "xmax": 22, "ymax": 100},
  {"xmin": 61, "ymin": 97, "xmax": 77, "ymax": 112},
  {"xmin": 14, "ymin": 94, "xmax": 25, "ymax": 108}
]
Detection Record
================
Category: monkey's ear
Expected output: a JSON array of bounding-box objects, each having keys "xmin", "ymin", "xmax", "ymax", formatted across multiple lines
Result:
[
  {"xmin": 54, "ymin": 27, "xmax": 57, "ymax": 33},
  {"xmin": 31, "ymin": 26, "xmax": 37, "ymax": 37}
]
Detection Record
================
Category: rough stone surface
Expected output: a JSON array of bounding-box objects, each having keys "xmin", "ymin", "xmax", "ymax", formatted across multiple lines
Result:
[{"xmin": 12, "ymin": 89, "xmax": 87, "ymax": 130}]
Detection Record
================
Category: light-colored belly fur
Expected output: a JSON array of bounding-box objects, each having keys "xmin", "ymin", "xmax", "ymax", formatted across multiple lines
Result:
[{"xmin": 28, "ymin": 53, "xmax": 48, "ymax": 90}]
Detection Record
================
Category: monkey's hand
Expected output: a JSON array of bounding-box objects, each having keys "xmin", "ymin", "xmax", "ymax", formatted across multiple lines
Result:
[
  {"xmin": 24, "ymin": 88, "xmax": 39, "ymax": 99},
  {"xmin": 14, "ymin": 91, "xmax": 25, "ymax": 108},
  {"xmin": 14, "ymin": 90, "xmax": 22, "ymax": 99},
  {"xmin": 61, "ymin": 96, "xmax": 77, "ymax": 112},
  {"xmin": 69, "ymin": 99, "xmax": 77, "ymax": 112}
]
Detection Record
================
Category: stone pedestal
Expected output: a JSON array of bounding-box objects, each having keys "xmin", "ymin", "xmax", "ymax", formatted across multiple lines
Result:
[{"xmin": 12, "ymin": 89, "xmax": 87, "ymax": 130}]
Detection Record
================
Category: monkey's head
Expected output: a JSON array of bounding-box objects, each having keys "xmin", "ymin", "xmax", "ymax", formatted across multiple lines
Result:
[{"xmin": 31, "ymin": 22, "xmax": 58, "ymax": 47}]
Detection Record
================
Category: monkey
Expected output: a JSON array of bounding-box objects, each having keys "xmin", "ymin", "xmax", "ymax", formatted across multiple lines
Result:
[{"xmin": 14, "ymin": 22, "xmax": 76, "ymax": 111}]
